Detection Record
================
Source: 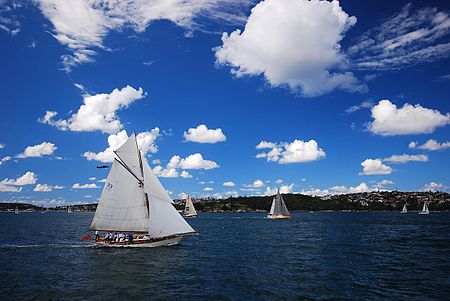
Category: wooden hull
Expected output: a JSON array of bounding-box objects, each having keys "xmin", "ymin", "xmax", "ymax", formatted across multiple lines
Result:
[
  {"xmin": 267, "ymin": 215, "xmax": 291, "ymax": 219},
  {"xmin": 94, "ymin": 236, "xmax": 182, "ymax": 248}
]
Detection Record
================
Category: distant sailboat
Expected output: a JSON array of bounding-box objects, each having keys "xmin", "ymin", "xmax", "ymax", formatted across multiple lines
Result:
[
  {"xmin": 90, "ymin": 133, "xmax": 196, "ymax": 247},
  {"xmin": 183, "ymin": 195, "xmax": 198, "ymax": 217},
  {"xmin": 67, "ymin": 207, "xmax": 73, "ymax": 213},
  {"xmin": 267, "ymin": 189, "xmax": 291, "ymax": 219},
  {"xmin": 419, "ymin": 202, "xmax": 430, "ymax": 215},
  {"xmin": 401, "ymin": 204, "xmax": 407, "ymax": 214},
  {"xmin": 15, "ymin": 207, "xmax": 19, "ymax": 214}
]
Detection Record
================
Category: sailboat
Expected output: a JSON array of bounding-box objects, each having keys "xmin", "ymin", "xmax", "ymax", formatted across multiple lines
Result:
[
  {"xmin": 67, "ymin": 207, "xmax": 73, "ymax": 213},
  {"xmin": 183, "ymin": 195, "xmax": 198, "ymax": 218},
  {"xmin": 267, "ymin": 189, "xmax": 291, "ymax": 219},
  {"xmin": 90, "ymin": 133, "xmax": 196, "ymax": 247},
  {"xmin": 419, "ymin": 202, "xmax": 430, "ymax": 215},
  {"xmin": 15, "ymin": 206, "xmax": 19, "ymax": 214},
  {"xmin": 401, "ymin": 204, "xmax": 407, "ymax": 214}
]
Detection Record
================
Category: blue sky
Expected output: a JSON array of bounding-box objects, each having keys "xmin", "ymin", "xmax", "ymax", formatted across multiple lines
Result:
[{"xmin": 0, "ymin": 0, "xmax": 449, "ymax": 206}]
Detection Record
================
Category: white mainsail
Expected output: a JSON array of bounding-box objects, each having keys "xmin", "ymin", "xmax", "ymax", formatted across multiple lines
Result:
[
  {"xmin": 401, "ymin": 204, "xmax": 407, "ymax": 214},
  {"xmin": 268, "ymin": 190, "xmax": 291, "ymax": 218},
  {"xmin": 90, "ymin": 133, "xmax": 195, "ymax": 238},
  {"xmin": 184, "ymin": 196, "xmax": 197, "ymax": 217},
  {"xmin": 90, "ymin": 159, "xmax": 149, "ymax": 232},
  {"xmin": 419, "ymin": 202, "xmax": 429, "ymax": 215}
]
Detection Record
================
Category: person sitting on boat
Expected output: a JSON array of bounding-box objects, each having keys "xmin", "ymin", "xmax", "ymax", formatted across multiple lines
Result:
[
  {"xmin": 128, "ymin": 233, "xmax": 133, "ymax": 245},
  {"xmin": 95, "ymin": 231, "xmax": 100, "ymax": 241}
]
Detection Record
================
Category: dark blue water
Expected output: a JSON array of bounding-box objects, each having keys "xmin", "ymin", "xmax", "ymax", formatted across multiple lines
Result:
[{"xmin": 0, "ymin": 212, "xmax": 449, "ymax": 300}]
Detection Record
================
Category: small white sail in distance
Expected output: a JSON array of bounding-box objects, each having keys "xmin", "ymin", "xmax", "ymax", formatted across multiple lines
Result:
[
  {"xmin": 90, "ymin": 133, "xmax": 195, "ymax": 238},
  {"xmin": 419, "ymin": 202, "xmax": 430, "ymax": 215},
  {"xmin": 184, "ymin": 195, "xmax": 197, "ymax": 217},
  {"xmin": 401, "ymin": 204, "xmax": 407, "ymax": 214}
]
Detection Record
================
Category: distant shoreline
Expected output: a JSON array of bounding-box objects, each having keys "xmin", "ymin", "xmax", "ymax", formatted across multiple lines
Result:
[{"xmin": 2, "ymin": 190, "xmax": 449, "ymax": 213}]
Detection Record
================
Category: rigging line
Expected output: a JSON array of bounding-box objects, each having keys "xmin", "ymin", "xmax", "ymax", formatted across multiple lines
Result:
[
  {"xmin": 134, "ymin": 135, "xmax": 150, "ymax": 214},
  {"xmin": 112, "ymin": 156, "xmax": 142, "ymax": 184},
  {"xmin": 135, "ymin": 133, "xmax": 145, "ymax": 181}
]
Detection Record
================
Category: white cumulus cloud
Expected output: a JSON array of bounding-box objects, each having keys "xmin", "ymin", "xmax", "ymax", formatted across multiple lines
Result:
[
  {"xmin": 383, "ymin": 154, "xmax": 428, "ymax": 164},
  {"xmin": 264, "ymin": 183, "xmax": 294, "ymax": 196},
  {"xmin": 0, "ymin": 171, "xmax": 38, "ymax": 192},
  {"xmin": 1, "ymin": 171, "xmax": 37, "ymax": 186},
  {"xmin": 83, "ymin": 129, "xmax": 160, "ymax": 163},
  {"xmin": 368, "ymin": 100, "xmax": 450, "ymax": 136},
  {"xmin": 183, "ymin": 124, "xmax": 226, "ymax": 143},
  {"xmin": 422, "ymin": 182, "xmax": 448, "ymax": 192},
  {"xmin": 152, "ymin": 153, "xmax": 216, "ymax": 178},
  {"xmin": 244, "ymin": 179, "xmax": 264, "ymax": 189},
  {"xmin": 299, "ymin": 182, "xmax": 379, "ymax": 196},
  {"xmin": 34, "ymin": 184, "xmax": 64, "ymax": 192},
  {"xmin": 179, "ymin": 153, "xmax": 219, "ymax": 170},
  {"xmin": 410, "ymin": 139, "xmax": 450, "ymax": 151},
  {"xmin": 40, "ymin": 85, "xmax": 146, "ymax": 134},
  {"xmin": 215, "ymin": 0, "xmax": 365, "ymax": 96},
  {"xmin": 72, "ymin": 183, "xmax": 99, "ymax": 189},
  {"xmin": 256, "ymin": 139, "xmax": 325, "ymax": 164},
  {"xmin": 360, "ymin": 159, "xmax": 393, "ymax": 175},
  {"xmin": 223, "ymin": 181, "xmax": 235, "ymax": 187},
  {"xmin": 16, "ymin": 142, "xmax": 57, "ymax": 158}
]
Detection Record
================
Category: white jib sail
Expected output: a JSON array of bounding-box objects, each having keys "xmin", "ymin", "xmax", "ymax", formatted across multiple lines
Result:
[
  {"xmin": 269, "ymin": 198, "xmax": 276, "ymax": 215},
  {"xmin": 90, "ymin": 159, "xmax": 149, "ymax": 232},
  {"xmin": 143, "ymin": 157, "xmax": 195, "ymax": 238}
]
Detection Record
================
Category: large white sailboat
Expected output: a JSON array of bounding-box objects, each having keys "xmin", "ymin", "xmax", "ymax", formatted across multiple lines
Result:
[
  {"xmin": 419, "ymin": 202, "xmax": 430, "ymax": 215},
  {"xmin": 401, "ymin": 204, "xmax": 407, "ymax": 214},
  {"xmin": 267, "ymin": 189, "xmax": 291, "ymax": 219},
  {"xmin": 90, "ymin": 133, "xmax": 196, "ymax": 247},
  {"xmin": 183, "ymin": 195, "xmax": 198, "ymax": 218}
]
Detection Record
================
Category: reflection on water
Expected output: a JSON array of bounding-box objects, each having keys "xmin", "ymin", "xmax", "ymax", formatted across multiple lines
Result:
[{"xmin": 0, "ymin": 211, "xmax": 449, "ymax": 300}]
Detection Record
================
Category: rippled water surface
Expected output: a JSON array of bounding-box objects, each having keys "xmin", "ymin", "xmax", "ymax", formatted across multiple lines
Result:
[{"xmin": 0, "ymin": 211, "xmax": 449, "ymax": 300}]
